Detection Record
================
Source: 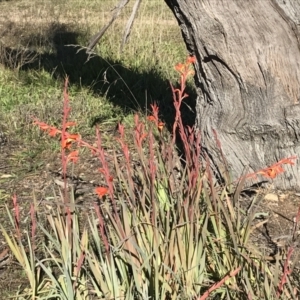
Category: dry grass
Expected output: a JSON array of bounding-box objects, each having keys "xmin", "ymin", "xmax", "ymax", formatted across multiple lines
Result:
[{"xmin": 0, "ymin": 0, "xmax": 179, "ymax": 55}]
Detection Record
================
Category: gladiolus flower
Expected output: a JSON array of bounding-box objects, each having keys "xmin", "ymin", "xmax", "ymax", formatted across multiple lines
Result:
[
  {"xmin": 65, "ymin": 121, "xmax": 77, "ymax": 128},
  {"xmin": 158, "ymin": 122, "xmax": 165, "ymax": 132},
  {"xmin": 33, "ymin": 119, "xmax": 62, "ymax": 136},
  {"xmin": 147, "ymin": 115, "xmax": 157, "ymax": 122},
  {"xmin": 48, "ymin": 127, "xmax": 60, "ymax": 137},
  {"xmin": 95, "ymin": 187, "xmax": 108, "ymax": 198},
  {"xmin": 61, "ymin": 133, "xmax": 81, "ymax": 149},
  {"xmin": 62, "ymin": 140, "xmax": 72, "ymax": 150},
  {"xmin": 33, "ymin": 120, "xmax": 50, "ymax": 130},
  {"xmin": 66, "ymin": 133, "xmax": 81, "ymax": 141},
  {"xmin": 67, "ymin": 150, "xmax": 79, "ymax": 163},
  {"xmin": 245, "ymin": 156, "xmax": 297, "ymax": 181},
  {"xmin": 186, "ymin": 69, "xmax": 195, "ymax": 77},
  {"xmin": 175, "ymin": 63, "xmax": 185, "ymax": 74},
  {"xmin": 187, "ymin": 56, "xmax": 196, "ymax": 64},
  {"xmin": 257, "ymin": 166, "xmax": 284, "ymax": 179}
]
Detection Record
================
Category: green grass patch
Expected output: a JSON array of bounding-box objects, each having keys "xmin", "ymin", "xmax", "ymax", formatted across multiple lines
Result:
[{"xmin": 0, "ymin": 0, "xmax": 188, "ymax": 150}]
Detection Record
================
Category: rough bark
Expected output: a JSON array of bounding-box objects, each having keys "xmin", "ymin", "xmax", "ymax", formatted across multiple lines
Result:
[{"xmin": 165, "ymin": 0, "xmax": 300, "ymax": 190}]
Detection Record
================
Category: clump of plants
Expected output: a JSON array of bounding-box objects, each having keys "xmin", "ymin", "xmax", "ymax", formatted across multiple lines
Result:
[{"xmin": 1, "ymin": 57, "xmax": 299, "ymax": 299}]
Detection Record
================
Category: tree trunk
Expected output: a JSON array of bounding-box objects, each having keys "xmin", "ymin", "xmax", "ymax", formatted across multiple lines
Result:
[{"xmin": 164, "ymin": 0, "xmax": 300, "ymax": 190}]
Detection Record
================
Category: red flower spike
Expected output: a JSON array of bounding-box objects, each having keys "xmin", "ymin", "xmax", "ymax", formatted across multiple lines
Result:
[
  {"xmin": 149, "ymin": 103, "xmax": 160, "ymax": 126},
  {"xmin": 118, "ymin": 123, "xmax": 125, "ymax": 137},
  {"xmin": 150, "ymin": 103, "xmax": 159, "ymax": 115},
  {"xmin": 244, "ymin": 156, "xmax": 297, "ymax": 181},
  {"xmin": 277, "ymin": 156, "xmax": 297, "ymax": 165},
  {"xmin": 95, "ymin": 187, "xmax": 108, "ymax": 198},
  {"xmin": 134, "ymin": 114, "xmax": 140, "ymax": 125}
]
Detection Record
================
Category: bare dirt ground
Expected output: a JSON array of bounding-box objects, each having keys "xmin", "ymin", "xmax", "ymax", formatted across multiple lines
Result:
[{"xmin": 246, "ymin": 188, "xmax": 300, "ymax": 262}]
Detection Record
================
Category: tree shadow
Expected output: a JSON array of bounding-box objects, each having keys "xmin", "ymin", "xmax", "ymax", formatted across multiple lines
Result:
[{"xmin": 1, "ymin": 21, "xmax": 197, "ymax": 130}]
